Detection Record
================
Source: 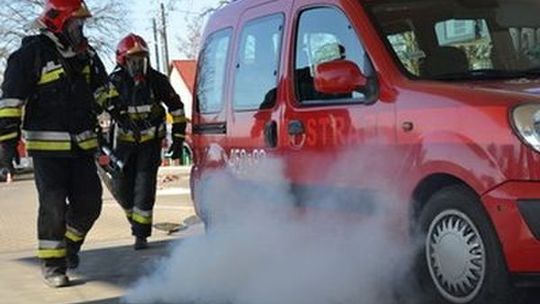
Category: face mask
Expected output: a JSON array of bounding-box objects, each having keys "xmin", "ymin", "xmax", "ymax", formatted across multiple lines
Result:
[
  {"xmin": 63, "ymin": 18, "xmax": 88, "ymax": 53},
  {"xmin": 126, "ymin": 54, "xmax": 148, "ymax": 83}
]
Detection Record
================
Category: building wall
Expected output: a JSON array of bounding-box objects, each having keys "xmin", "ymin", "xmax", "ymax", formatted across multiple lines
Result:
[{"xmin": 169, "ymin": 70, "xmax": 193, "ymax": 119}]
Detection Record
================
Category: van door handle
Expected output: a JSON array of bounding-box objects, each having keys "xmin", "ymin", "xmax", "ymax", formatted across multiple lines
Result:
[
  {"xmin": 288, "ymin": 120, "xmax": 305, "ymax": 135},
  {"xmin": 264, "ymin": 120, "xmax": 278, "ymax": 148},
  {"xmin": 288, "ymin": 120, "xmax": 306, "ymax": 149}
]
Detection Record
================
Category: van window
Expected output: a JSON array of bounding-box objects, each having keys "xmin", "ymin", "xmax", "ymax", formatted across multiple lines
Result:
[
  {"xmin": 387, "ymin": 28, "xmax": 424, "ymax": 76},
  {"xmin": 365, "ymin": 0, "xmax": 540, "ymax": 80},
  {"xmin": 196, "ymin": 28, "xmax": 232, "ymax": 114},
  {"xmin": 381, "ymin": 18, "xmax": 493, "ymax": 76},
  {"xmin": 509, "ymin": 27, "xmax": 540, "ymax": 66},
  {"xmin": 435, "ymin": 19, "xmax": 493, "ymax": 69},
  {"xmin": 233, "ymin": 14, "xmax": 284, "ymax": 111},
  {"xmin": 295, "ymin": 7, "xmax": 371, "ymax": 103}
]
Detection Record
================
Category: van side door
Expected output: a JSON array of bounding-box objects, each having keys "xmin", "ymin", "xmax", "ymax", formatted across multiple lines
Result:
[
  {"xmin": 284, "ymin": 1, "xmax": 395, "ymax": 210},
  {"xmin": 192, "ymin": 28, "xmax": 233, "ymax": 168},
  {"xmin": 226, "ymin": 1, "xmax": 291, "ymax": 174}
]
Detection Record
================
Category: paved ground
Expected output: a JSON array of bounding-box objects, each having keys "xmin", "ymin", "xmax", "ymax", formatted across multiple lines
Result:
[
  {"xmin": 1, "ymin": 166, "xmax": 539, "ymax": 304},
  {"xmin": 0, "ymin": 166, "xmax": 203, "ymax": 304}
]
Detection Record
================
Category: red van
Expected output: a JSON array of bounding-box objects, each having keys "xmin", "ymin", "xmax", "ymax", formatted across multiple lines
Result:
[{"xmin": 190, "ymin": 0, "xmax": 540, "ymax": 303}]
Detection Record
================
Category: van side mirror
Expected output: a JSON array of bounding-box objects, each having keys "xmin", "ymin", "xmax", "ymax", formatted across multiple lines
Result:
[{"xmin": 314, "ymin": 59, "xmax": 367, "ymax": 95}]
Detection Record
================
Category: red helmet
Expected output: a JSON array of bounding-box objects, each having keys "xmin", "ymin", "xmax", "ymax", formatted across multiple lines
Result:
[
  {"xmin": 116, "ymin": 34, "xmax": 149, "ymax": 66},
  {"xmin": 39, "ymin": 0, "xmax": 92, "ymax": 33}
]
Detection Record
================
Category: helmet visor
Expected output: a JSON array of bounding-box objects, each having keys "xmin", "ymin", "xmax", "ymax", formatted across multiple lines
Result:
[
  {"xmin": 126, "ymin": 54, "xmax": 148, "ymax": 80},
  {"xmin": 64, "ymin": 17, "xmax": 87, "ymax": 52}
]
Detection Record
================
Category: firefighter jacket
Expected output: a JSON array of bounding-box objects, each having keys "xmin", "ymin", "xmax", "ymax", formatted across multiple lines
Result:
[
  {"xmin": 98, "ymin": 67, "xmax": 187, "ymax": 145},
  {"xmin": 0, "ymin": 33, "xmax": 108, "ymax": 157}
]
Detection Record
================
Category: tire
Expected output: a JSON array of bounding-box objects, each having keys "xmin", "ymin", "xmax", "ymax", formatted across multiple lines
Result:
[
  {"xmin": 416, "ymin": 185, "xmax": 516, "ymax": 304},
  {"xmin": 192, "ymin": 179, "xmax": 211, "ymax": 232}
]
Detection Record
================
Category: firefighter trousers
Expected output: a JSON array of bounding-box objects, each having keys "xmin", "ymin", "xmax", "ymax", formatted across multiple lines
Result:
[
  {"xmin": 0, "ymin": 141, "xmax": 17, "ymax": 177},
  {"xmin": 33, "ymin": 156, "xmax": 102, "ymax": 275},
  {"xmin": 113, "ymin": 140, "xmax": 161, "ymax": 238}
]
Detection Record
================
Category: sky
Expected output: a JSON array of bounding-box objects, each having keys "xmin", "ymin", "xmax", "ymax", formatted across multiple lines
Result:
[{"xmin": 129, "ymin": 0, "xmax": 223, "ymax": 68}]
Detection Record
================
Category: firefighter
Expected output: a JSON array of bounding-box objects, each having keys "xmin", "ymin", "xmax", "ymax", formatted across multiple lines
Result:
[
  {"xmin": 98, "ymin": 34, "xmax": 186, "ymax": 250},
  {"xmin": 0, "ymin": 0, "xmax": 107, "ymax": 287}
]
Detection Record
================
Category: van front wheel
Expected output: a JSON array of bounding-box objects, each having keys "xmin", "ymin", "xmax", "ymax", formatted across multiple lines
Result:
[{"xmin": 417, "ymin": 185, "xmax": 515, "ymax": 304}]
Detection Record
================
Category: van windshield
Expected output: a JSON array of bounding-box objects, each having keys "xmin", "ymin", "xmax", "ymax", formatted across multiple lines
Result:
[{"xmin": 364, "ymin": 0, "xmax": 540, "ymax": 80}]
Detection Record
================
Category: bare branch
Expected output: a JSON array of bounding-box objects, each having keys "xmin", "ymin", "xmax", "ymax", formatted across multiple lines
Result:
[
  {"xmin": 176, "ymin": 15, "xmax": 203, "ymax": 59},
  {"xmin": 174, "ymin": 0, "xmax": 233, "ymax": 59}
]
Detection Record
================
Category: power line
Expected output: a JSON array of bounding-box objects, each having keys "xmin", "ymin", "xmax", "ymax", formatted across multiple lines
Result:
[{"xmin": 173, "ymin": 9, "xmax": 201, "ymax": 16}]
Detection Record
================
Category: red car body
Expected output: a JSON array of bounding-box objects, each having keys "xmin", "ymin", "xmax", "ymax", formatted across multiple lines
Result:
[{"xmin": 191, "ymin": 0, "xmax": 540, "ymax": 302}]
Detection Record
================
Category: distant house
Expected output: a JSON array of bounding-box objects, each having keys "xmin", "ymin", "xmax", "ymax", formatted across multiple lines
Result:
[
  {"xmin": 167, "ymin": 60, "xmax": 197, "ymax": 165},
  {"xmin": 169, "ymin": 59, "xmax": 197, "ymax": 120}
]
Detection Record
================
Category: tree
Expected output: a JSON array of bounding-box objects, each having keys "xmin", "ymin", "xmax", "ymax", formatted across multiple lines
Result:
[
  {"xmin": 0, "ymin": 0, "xmax": 129, "ymax": 73},
  {"xmin": 176, "ymin": 16, "xmax": 203, "ymax": 59},
  {"xmin": 0, "ymin": 0, "xmax": 41, "ymax": 67},
  {"xmin": 174, "ymin": 0, "xmax": 233, "ymax": 59}
]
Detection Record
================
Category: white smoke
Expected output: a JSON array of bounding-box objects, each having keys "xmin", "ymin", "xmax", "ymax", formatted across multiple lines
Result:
[{"xmin": 124, "ymin": 155, "xmax": 421, "ymax": 304}]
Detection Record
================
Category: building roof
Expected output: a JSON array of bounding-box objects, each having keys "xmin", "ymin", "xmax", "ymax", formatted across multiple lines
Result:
[{"xmin": 170, "ymin": 60, "xmax": 197, "ymax": 93}]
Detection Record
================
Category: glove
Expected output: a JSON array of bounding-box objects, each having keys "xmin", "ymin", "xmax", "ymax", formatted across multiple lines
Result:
[{"xmin": 167, "ymin": 140, "xmax": 184, "ymax": 160}]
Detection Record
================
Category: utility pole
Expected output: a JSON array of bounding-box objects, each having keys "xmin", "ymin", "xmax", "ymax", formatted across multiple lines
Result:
[
  {"xmin": 152, "ymin": 18, "xmax": 161, "ymax": 72},
  {"xmin": 160, "ymin": 2, "xmax": 170, "ymax": 74}
]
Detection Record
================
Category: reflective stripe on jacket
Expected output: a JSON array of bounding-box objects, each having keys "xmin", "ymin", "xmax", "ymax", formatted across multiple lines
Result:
[{"xmin": 23, "ymin": 130, "xmax": 98, "ymax": 152}]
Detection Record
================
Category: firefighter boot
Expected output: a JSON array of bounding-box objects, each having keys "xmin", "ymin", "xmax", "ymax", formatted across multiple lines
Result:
[
  {"xmin": 43, "ymin": 273, "xmax": 69, "ymax": 288},
  {"xmin": 42, "ymin": 266, "xmax": 69, "ymax": 288},
  {"xmin": 66, "ymin": 252, "xmax": 79, "ymax": 269},
  {"xmin": 134, "ymin": 237, "xmax": 148, "ymax": 250},
  {"xmin": 66, "ymin": 239, "xmax": 81, "ymax": 269}
]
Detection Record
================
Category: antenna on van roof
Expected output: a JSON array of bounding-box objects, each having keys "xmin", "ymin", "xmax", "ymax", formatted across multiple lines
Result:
[{"xmin": 202, "ymin": 0, "xmax": 235, "ymax": 16}]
